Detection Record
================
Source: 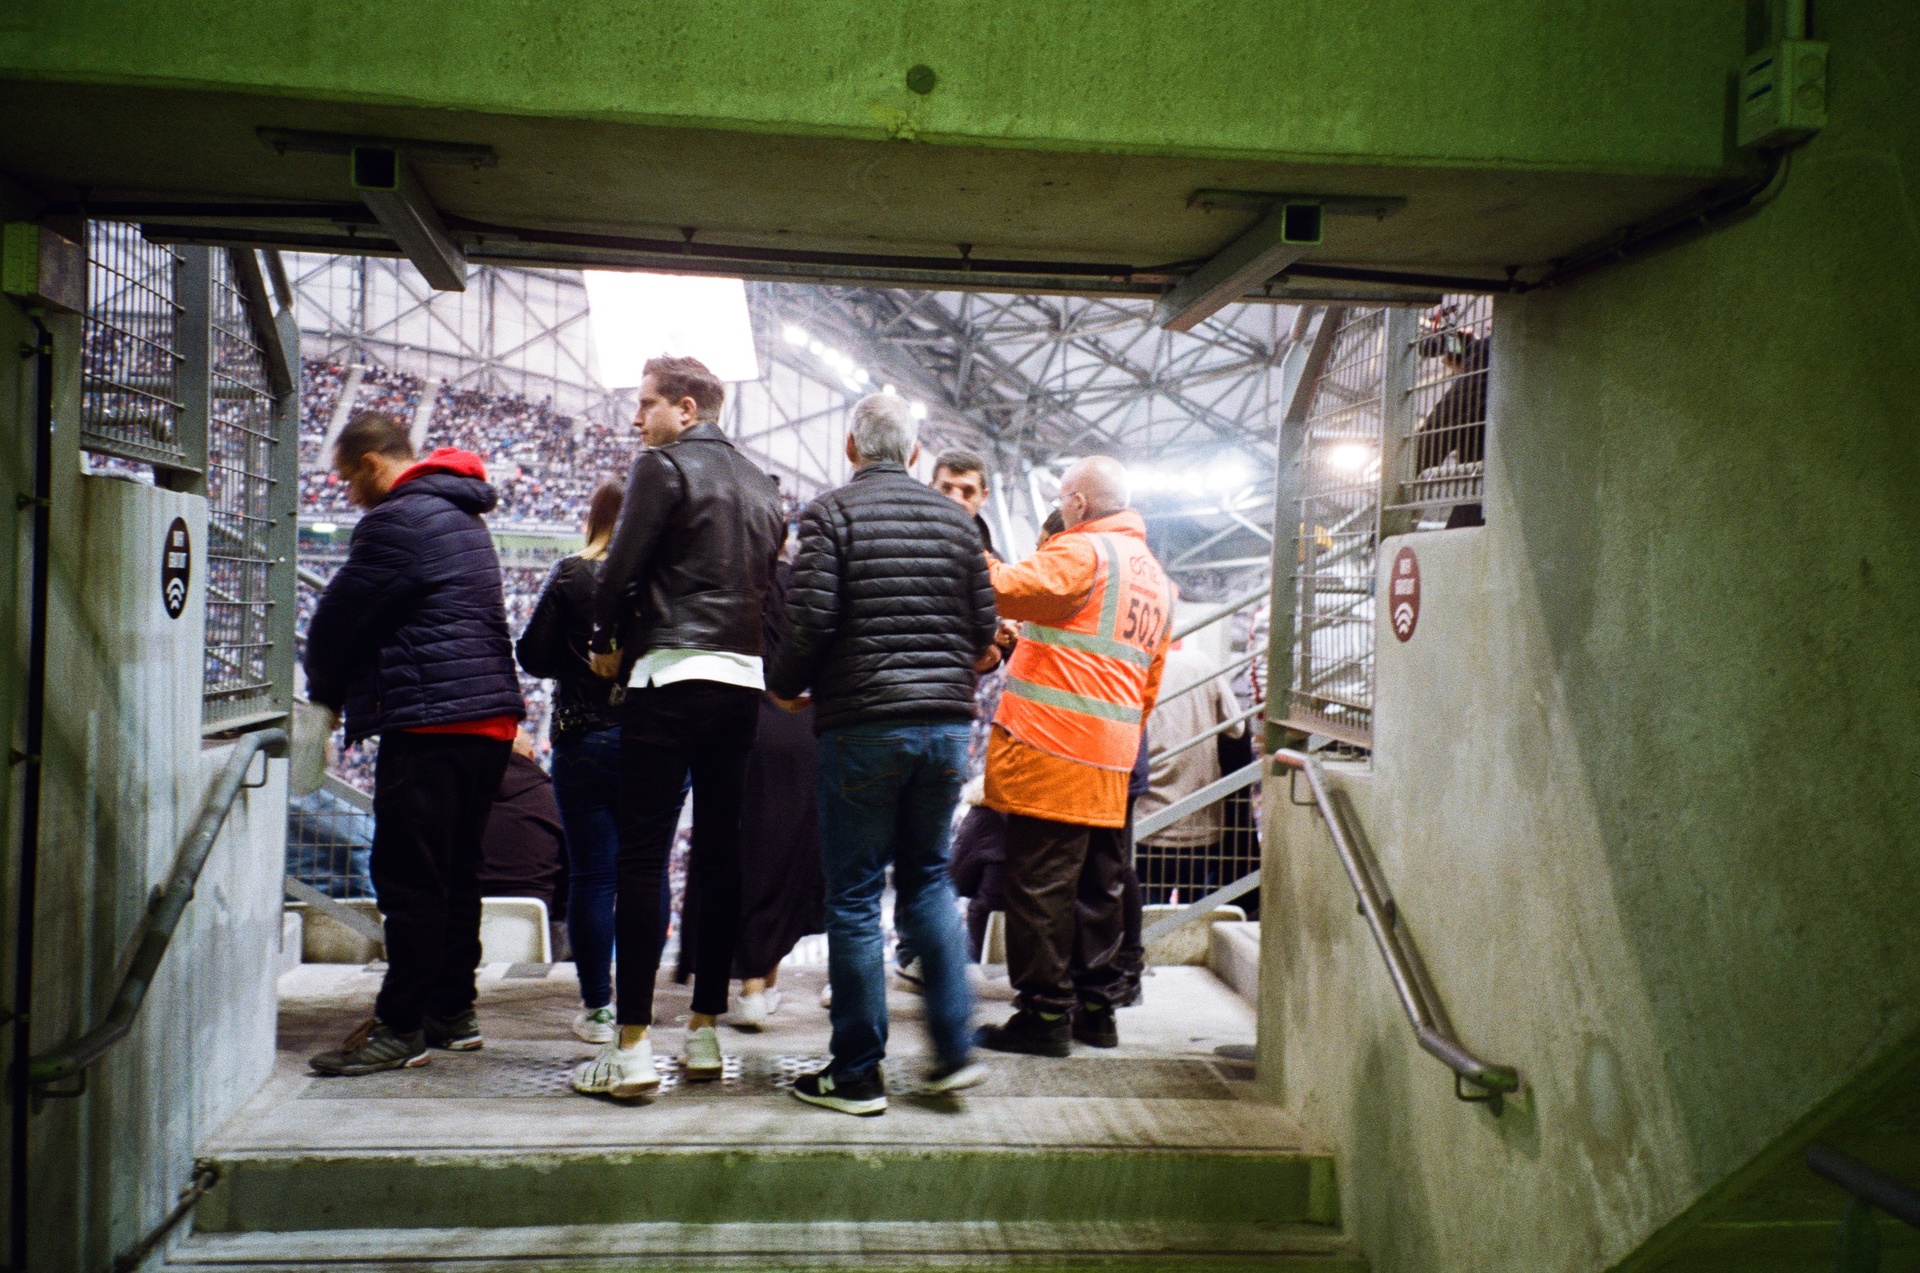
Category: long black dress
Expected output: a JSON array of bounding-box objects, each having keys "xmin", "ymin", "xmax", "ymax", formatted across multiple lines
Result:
[{"xmin": 677, "ymin": 561, "xmax": 825, "ymax": 980}]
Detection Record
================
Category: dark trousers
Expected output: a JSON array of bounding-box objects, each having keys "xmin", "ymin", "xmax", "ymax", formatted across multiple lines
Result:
[
  {"xmin": 1004, "ymin": 813, "xmax": 1129, "ymax": 1015},
  {"xmin": 369, "ymin": 732, "xmax": 513, "ymax": 1034},
  {"xmin": 615, "ymin": 680, "xmax": 760, "ymax": 1026},
  {"xmin": 1117, "ymin": 796, "xmax": 1145, "ymax": 991}
]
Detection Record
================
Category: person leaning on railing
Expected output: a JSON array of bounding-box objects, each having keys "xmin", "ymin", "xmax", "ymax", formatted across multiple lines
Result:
[{"xmin": 977, "ymin": 456, "xmax": 1175, "ymax": 1057}]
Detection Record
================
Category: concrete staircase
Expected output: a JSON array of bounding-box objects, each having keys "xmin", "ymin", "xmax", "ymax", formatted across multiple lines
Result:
[
  {"xmin": 172, "ymin": 1143, "xmax": 1361, "ymax": 1269},
  {"xmin": 168, "ymin": 964, "xmax": 1362, "ymax": 1270}
]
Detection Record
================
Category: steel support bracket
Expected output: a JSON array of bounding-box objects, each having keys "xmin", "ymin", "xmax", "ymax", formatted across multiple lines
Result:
[
  {"xmin": 350, "ymin": 147, "xmax": 468, "ymax": 292},
  {"xmin": 1155, "ymin": 203, "xmax": 1323, "ymax": 332}
]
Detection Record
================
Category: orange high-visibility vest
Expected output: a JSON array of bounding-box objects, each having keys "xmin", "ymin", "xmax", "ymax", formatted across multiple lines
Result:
[{"xmin": 995, "ymin": 532, "xmax": 1175, "ymax": 771}]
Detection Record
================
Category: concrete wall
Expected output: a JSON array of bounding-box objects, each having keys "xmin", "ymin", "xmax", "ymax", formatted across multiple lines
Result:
[
  {"xmin": 1, "ymin": 259, "xmax": 288, "ymax": 1265},
  {"xmin": 1257, "ymin": 5, "xmax": 1920, "ymax": 1268}
]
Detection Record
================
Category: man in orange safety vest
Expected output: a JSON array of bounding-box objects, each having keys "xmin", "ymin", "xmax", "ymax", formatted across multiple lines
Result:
[{"xmin": 978, "ymin": 455, "xmax": 1174, "ymax": 1056}]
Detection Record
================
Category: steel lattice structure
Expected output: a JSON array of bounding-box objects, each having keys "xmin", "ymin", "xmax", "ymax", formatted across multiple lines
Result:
[{"xmin": 286, "ymin": 254, "xmax": 1300, "ymax": 596}]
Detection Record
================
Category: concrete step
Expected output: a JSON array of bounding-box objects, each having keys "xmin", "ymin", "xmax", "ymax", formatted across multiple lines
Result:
[
  {"xmin": 195, "ymin": 1144, "xmax": 1338, "ymax": 1232},
  {"xmin": 171, "ymin": 1219, "xmax": 1366, "ymax": 1270}
]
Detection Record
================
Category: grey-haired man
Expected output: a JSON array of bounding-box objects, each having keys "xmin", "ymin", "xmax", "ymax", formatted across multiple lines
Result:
[{"xmin": 768, "ymin": 395, "xmax": 1000, "ymax": 1115}]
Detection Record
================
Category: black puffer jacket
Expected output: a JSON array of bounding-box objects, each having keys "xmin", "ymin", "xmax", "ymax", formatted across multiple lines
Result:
[
  {"xmin": 769, "ymin": 462, "xmax": 999, "ymax": 732},
  {"xmin": 305, "ymin": 450, "xmax": 524, "ymax": 743},
  {"xmin": 591, "ymin": 422, "xmax": 786, "ymax": 664},
  {"xmin": 516, "ymin": 554, "xmax": 622, "ymax": 742}
]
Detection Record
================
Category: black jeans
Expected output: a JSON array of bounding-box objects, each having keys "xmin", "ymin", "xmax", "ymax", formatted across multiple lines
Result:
[
  {"xmin": 1003, "ymin": 813, "xmax": 1129, "ymax": 1015},
  {"xmin": 616, "ymin": 680, "xmax": 761, "ymax": 1026},
  {"xmin": 369, "ymin": 732, "xmax": 513, "ymax": 1034}
]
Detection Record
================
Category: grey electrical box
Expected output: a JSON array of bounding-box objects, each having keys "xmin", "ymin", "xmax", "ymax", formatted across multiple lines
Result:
[
  {"xmin": 1738, "ymin": 39, "xmax": 1828, "ymax": 150},
  {"xmin": 2, "ymin": 222, "xmax": 85, "ymax": 313}
]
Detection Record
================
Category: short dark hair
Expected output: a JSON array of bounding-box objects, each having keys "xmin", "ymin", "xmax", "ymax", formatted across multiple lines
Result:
[
  {"xmin": 643, "ymin": 355, "xmax": 725, "ymax": 420},
  {"xmin": 585, "ymin": 479, "xmax": 625, "ymax": 546},
  {"xmin": 334, "ymin": 411, "xmax": 413, "ymax": 466},
  {"xmin": 934, "ymin": 449, "xmax": 988, "ymax": 481},
  {"xmin": 1039, "ymin": 508, "xmax": 1066, "ymax": 541}
]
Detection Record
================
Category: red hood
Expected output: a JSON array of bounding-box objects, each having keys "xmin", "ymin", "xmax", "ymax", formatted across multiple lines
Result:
[{"xmin": 392, "ymin": 448, "xmax": 488, "ymax": 489}]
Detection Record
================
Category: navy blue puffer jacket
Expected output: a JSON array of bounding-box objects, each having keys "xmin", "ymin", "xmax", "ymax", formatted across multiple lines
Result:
[{"xmin": 305, "ymin": 450, "xmax": 525, "ymax": 743}]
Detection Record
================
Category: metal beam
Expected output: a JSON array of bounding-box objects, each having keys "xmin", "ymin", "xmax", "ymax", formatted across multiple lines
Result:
[
  {"xmin": 1155, "ymin": 204, "xmax": 1320, "ymax": 332},
  {"xmin": 350, "ymin": 147, "xmax": 467, "ymax": 292}
]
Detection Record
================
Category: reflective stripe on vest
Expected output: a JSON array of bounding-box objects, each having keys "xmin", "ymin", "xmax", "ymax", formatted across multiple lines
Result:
[{"xmin": 995, "ymin": 532, "xmax": 1173, "ymax": 770}]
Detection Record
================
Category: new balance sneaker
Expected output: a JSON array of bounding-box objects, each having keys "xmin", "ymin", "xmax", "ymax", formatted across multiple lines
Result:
[
  {"xmin": 684, "ymin": 1025, "xmax": 724, "ymax": 1080},
  {"xmin": 422, "ymin": 1010, "xmax": 483, "ymax": 1051},
  {"xmin": 734, "ymin": 989, "xmax": 783, "ymax": 1030},
  {"xmin": 1072, "ymin": 1001, "xmax": 1119, "ymax": 1049},
  {"xmin": 310, "ymin": 1019, "xmax": 428, "ymax": 1076},
  {"xmin": 923, "ymin": 1057, "xmax": 987, "ymax": 1094},
  {"xmin": 791, "ymin": 1068, "xmax": 888, "ymax": 1116},
  {"xmin": 978, "ymin": 1009, "xmax": 1072, "ymax": 1058},
  {"xmin": 572, "ymin": 1006, "xmax": 617, "ymax": 1045},
  {"xmin": 572, "ymin": 1038, "xmax": 660, "ymax": 1099}
]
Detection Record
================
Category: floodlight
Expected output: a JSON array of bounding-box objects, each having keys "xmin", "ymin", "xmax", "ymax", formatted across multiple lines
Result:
[
  {"xmin": 582, "ymin": 271, "xmax": 760, "ymax": 385},
  {"xmin": 782, "ymin": 324, "xmax": 808, "ymax": 345}
]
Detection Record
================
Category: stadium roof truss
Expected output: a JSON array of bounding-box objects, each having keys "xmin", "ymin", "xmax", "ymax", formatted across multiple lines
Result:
[{"xmin": 288, "ymin": 252, "xmax": 1295, "ymax": 593}]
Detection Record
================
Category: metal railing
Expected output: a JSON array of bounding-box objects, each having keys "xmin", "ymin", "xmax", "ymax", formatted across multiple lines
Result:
[
  {"xmin": 1272, "ymin": 747, "xmax": 1519, "ymax": 1109},
  {"xmin": 1806, "ymin": 1144, "xmax": 1920, "ymax": 1270},
  {"xmin": 1132, "ymin": 583, "xmax": 1269, "ymax": 915},
  {"xmin": 28, "ymin": 728, "xmax": 287, "ymax": 1089}
]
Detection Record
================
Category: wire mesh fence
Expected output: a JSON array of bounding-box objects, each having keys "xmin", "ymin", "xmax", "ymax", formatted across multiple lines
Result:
[
  {"xmin": 1286, "ymin": 307, "xmax": 1385, "ymax": 748},
  {"xmin": 287, "ymin": 775, "xmax": 375, "ymax": 899},
  {"xmin": 1394, "ymin": 294, "xmax": 1492, "ymax": 526},
  {"xmin": 81, "ymin": 222, "xmax": 190, "ymax": 469},
  {"xmin": 202, "ymin": 250, "xmax": 283, "ymax": 729}
]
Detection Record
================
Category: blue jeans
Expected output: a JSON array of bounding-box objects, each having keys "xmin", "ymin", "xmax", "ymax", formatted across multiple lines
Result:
[
  {"xmin": 552, "ymin": 728, "xmax": 622, "ymax": 1010},
  {"xmin": 817, "ymin": 721, "xmax": 975, "ymax": 1078}
]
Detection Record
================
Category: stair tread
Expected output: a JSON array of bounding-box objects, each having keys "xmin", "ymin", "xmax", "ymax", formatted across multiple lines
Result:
[{"xmin": 172, "ymin": 1220, "xmax": 1363, "ymax": 1268}]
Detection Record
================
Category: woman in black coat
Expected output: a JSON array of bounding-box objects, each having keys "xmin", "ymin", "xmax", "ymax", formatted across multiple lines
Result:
[{"xmin": 516, "ymin": 481, "xmax": 627, "ymax": 1045}]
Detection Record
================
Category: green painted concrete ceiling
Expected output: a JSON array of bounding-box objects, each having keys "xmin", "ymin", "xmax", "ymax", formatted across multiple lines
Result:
[{"xmin": 0, "ymin": 1, "xmax": 1755, "ymax": 293}]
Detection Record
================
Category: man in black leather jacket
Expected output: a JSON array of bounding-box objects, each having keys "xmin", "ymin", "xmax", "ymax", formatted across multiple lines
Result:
[
  {"xmin": 569, "ymin": 356, "xmax": 785, "ymax": 1100},
  {"xmin": 767, "ymin": 393, "xmax": 999, "ymax": 1116}
]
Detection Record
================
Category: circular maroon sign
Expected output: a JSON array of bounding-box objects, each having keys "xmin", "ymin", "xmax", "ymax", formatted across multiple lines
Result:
[{"xmin": 1389, "ymin": 545, "xmax": 1420, "ymax": 642}]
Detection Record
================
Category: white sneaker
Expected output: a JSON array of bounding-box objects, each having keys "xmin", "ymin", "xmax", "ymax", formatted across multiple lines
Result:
[
  {"xmin": 684, "ymin": 1025, "xmax": 724, "ymax": 1080},
  {"xmin": 572, "ymin": 1006, "xmax": 616, "ymax": 1045},
  {"xmin": 572, "ymin": 1038, "xmax": 659, "ymax": 1098},
  {"xmin": 819, "ymin": 982, "xmax": 833, "ymax": 1008},
  {"xmin": 734, "ymin": 989, "xmax": 783, "ymax": 1030}
]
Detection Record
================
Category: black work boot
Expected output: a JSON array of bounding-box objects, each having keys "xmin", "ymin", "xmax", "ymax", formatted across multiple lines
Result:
[
  {"xmin": 1072, "ymin": 1001, "xmax": 1119, "ymax": 1049},
  {"xmin": 978, "ymin": 1009, "xmax": 1072, "ymax": 1058},
  {"xmin": 422, "ymin": 1009, "xmax": 483, "ymax": 1051},
  {"xmin": 310, "ymin": 1018, "xmax": 428, "ymax": 1076}
]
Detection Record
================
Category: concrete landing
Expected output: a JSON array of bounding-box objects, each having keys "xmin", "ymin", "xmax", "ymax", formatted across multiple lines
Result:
[{"xmin": 182, "ymin": 963, "xmax": 1346, "ymax": 1268}]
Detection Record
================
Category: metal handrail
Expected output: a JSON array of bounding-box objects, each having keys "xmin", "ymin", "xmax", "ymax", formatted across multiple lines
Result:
[
  {"xmin": 1157, "ymin": 647, "xmax": 1261, "ymax": 706},
  {"xmin": 1170, "ymin": 582, "xmax": 1270, "ymax": 643},
  {"xmin": 1271, "ymin": 747, "xmax": 1520, "ymax": 1107},
  {"xmin": 1807, "ymin": 1144, "xmax": 1920, "ymax": 1230},
  {"xmin": 29, "ymin": 728, "xmax": 288, "ymax": 1086},
  {"xmin": 1154, "ymin": 700, "xmax": 1264, "ymax": 766},
  {"xmin": 1134, "ymin": 758, "xmax": 1264, "ymax": 842}
]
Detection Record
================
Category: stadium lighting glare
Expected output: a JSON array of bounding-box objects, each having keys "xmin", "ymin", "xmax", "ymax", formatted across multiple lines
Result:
[
  {"xmin": 881, "ymin": 384, "xmax": 897, "ymax": 396},
  {"xmin": 909, "ymin": 401, "xmax": 928, "ymax": 420},
  {"xmin": 582, "ymin": 270, "xmax": 761, "ymax": 385},
  {"xmin": 853, "ymin": 368, "xmax": 870, "ymax": 385},
  {"xmin": 808, "ymin": 340, "xmax": 825, "ymax": 356},
  {"xmin": 1329, "ymin": 443, "xmax": 1372, "ymax": 471},
  {"xmin": 310, "ymin": 522, "xmax": 337, "ymax": 534},
  {"xmin": 782, "ymin": 324, "xmax": 808, "ymax": 345},
  {"xmin": 1207, "ymin": 457, "xmax": 1251, "ymax": 490}
]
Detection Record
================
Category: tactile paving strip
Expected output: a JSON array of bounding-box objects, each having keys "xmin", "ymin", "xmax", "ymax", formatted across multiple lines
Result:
[{"xmin": 302, "ymin": 1051, "xmax": 1231, "ymax": 1100}]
